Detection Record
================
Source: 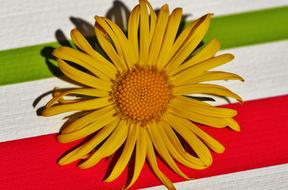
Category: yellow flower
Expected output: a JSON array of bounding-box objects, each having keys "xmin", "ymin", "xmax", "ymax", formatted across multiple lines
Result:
[{"xmin": 42, "ymin": 0, "xmax": 243, "ymax": 189}]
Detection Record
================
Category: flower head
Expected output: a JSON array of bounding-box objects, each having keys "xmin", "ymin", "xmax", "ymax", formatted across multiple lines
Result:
[{"xmin": 42, "ymin": 0, "xmax": 243, "ymax": 189}]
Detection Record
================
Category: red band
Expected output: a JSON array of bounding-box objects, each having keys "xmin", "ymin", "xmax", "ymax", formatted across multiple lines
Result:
[{"xmin": 1, "ymin": 95, "xmax": 288, "ymax": 189}]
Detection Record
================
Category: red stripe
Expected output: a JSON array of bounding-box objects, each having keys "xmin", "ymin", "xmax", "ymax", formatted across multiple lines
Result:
[{"xmin": 1, "ymin": 95, "xmax": 288, "ymax": 189}]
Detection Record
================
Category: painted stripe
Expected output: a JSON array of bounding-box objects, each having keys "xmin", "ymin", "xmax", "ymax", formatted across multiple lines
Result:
[
  {"xmin": 0, "ymin": 95, "xmax": 288, "ymax": 189},
  {"xmin": 209, "ymin": 40, "xmax": 288, "ymax": 105},
  {"xmin": 1, "ymin": 1, "xmax": 287, "ymax": 50},
  {"xmin": 0, "ymin": 7, "xmax": 288, "ymax": 86},
  {"xmin": 1, "ymin": 40, "xmax": 287, "ymax": 142},
  {"xmin": 142, "ymin": 164, "xmax": 288, "ymax": 190}
]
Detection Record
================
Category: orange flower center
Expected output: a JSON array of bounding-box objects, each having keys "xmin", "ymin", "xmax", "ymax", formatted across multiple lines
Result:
[{"xmin": 111, "ymin": 66, "xmax": 172, "ymax": 125}]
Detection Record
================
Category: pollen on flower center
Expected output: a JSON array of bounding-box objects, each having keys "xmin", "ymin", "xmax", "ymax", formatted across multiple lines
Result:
[{"xmin": 111, "ymin": 66, "xmax": 172, "ymax": 125}]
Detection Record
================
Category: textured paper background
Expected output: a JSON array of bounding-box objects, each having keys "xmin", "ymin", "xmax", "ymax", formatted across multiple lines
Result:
[
  {"xmin": 1, "ymin": 0, "xmax": 287, "ymax": 50},
  {"xmin": 0, "ymin": 0, "xmax": 288, "ymax": 189}
]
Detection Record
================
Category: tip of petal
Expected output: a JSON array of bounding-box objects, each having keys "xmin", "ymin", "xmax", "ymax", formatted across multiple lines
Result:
[
  {"xmin": 57, "ymin": 157, "xmax": 69, "ymax": 166},
  {"xmin": 211, "ymin": 38, "xmax": 221, "ymax": 48},
  {"xmin": 70, "ymin": 28, "xmax": 77, "ymax": 34},
  {"xmin": 216, "ymin": 145, "xmax": 226, "ymax": 154},
  {"xmin": 94, "ymin": 15, "xmax": 101, "ymax": 21},
  {"xmin": 56, "ymin": 134, "xmax": 70, "ymax": 144},
  {"xmin": 139, "ymin": 0, "xmax": 147, "ymax": 6},
  {"xmin": 161, "ymin": 4, "xmax": 169, "ymax": 12},
  {"xmin": 40, "ymin": 108, "xmax": 49, "ymax": 117},
  {"xmin": 201, "ymin": 13, "xmax": 213, "ymax": 21},
  {"xmin": 52, "ymin": 46, "xmax": 68, "ymax": 59},
  {"xmin": 227, "ymin": 119, "xmax": 241, "ymax": 132},
  {"xmin": 239, "ymin": 76, "xmax": 245, "ymax": 82},
  {"xmin": 238, "ymin": 97, "xmax": 244, "ymax": 104},
  {"xmin": 230, "ymin": 125, "xmax": 241, "ymax": 132},
  {"xmin": 70, "ymin": 28, "xmax": 79, "ymax": 40},
  {"xmin": 204, "ymin": 157, "xmax": 213, "ymax": 167},
  {"xmin": 78, "ymin": 163, "xmax": 90, "ymax": 170},
  {"xmin": 183, "ymin": 175, "xmax": 191, "ymax": 180},
  {"xmin": 224, "ymin": 53, "xmax": 235, "ymax": 61},
  {"xmin": 234, "ymin": 127, "xmax": 241, "ymax": 132},
  {"xmin": 52, "ymin": 48, "xmax": 60, "ymax": 58},
  {"xmin": 103, "ymin": 177, "xmax": 114, "ymax": 183},
  {"xmin": 173, "ymin": 7, "xmax": 183, "ymax": 15}
]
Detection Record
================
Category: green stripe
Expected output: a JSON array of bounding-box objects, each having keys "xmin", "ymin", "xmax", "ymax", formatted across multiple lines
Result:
[
  {"xmin": 0, "ymin": 6, "xmax": 287, "ymax": 86},
  {"xmin": 204, "ymin": 6, "xmax": 288, "ymax": 48}
]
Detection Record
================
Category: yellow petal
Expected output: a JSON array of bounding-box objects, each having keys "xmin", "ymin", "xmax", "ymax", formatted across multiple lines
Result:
[
  {"xmin": 103, "ymin": 18, "xmax": 137, "ymax": 68},
  {"xmin": 104, "ymin": 123, "xmax": 139, "ymax": 182},
  {"xmin": 172, "ymin": 116, "xmax": 225, "ymax": 153},
  {"xmin": 78, "ymin": 119, "xmax": 129, "ymax": 169},
  {"xmin": 46, "ymin": 88, "xmax": 109, "ymax": 108},
  {"xmin": 156, "ymin": 8, "xmax": 182, "ymax": 69},
  {"xmin": 147, "ymin": 122, "xmax": 189, "ymax": 179},
  {"xmin": 57, "ymin": 108, "xmax": 116, "ymax": 143},
  {"xmin": 225, "ymin": 118, "xmax": 241, "ymax": 131},
  {"xmin": 139, "ymin": 0, "xmax": 150, "ymax": 65},
  {"xmin": 164, "ymin": 113, "xmax": 213, "ymax": 166},
  {"xmin": 172, "ymin": 54, "xmax": 234, "ymax": 85},
  {"xmin": 58, "ymin": 118, "xmax": 119, "ymax": 165},
  {"xmin": 60, "ymin": 105, "xmax": 114, "ymax": 134},
  {"xmin": 172, "ymin": 96, "xmax": 237, "ymax": 118},
  {"xmin": 53, "ymin": 46, "xmax": 116, "ymax": 80},
  {"xmin": 175, "ymin": 94, "xmax": 214, "ymax": 107},
  {"xmin": 95, "ymin": 16, "xmax": 125, "ymax": 60},
  {"xmin": 56, "ymin": 59, "xmax": 112, "ymax": 90},
  {"xmin": 161, "ymin": 121, "xmax": 206, "ymax": 169},
  {"xmin": 128, "ymin": 5, "xmax": 140, "ymax": 63},
  {"xmin": 174, "ymin": 38, "xmax": 221, "ymax": 75},
  {"xmin": 52, "ymin": 98, "xmax": 78, "ymax": 105},
  {"xmin": 146, "ymin": 128, "xmax": 176, "ymax": 190},
  {"xmin": 157, "ymin": 17, "xmax": 200, "ymax": 70},
  {"xmin": 165, "ymin": 14, "xmax": 212, "ymax": 75},
  {"xmin": 51, "ymin": 88, "xmax": 80, "ymax": 105},
  {"xmin": 70, "ymin": 29, "xmax": 117, "ymax": 77},
  {"xmin": 147, "ymin": 4, "xmax": 169, "ymax": 66},
  {"xmin": 158, "ymin": 121, "xmax": 207, "ymax": 170},
  {"xmin": 124, "ymin": 127, "xmax": 147, "ymax": 189},
  {"xmin": 42, "ymin": 96, "xmax": 111, "ymax": 117},
  {"xmin": 146, "ymin": 0, "xmax": 157, "ymax": 44},
  {"xmin": 173, "ymin": 83, "xmax": 243, "ymax": 102},
  {"xmin": 181, "ymin": 71, "xmax": 244, "ymax": 84},
  {"xmin": 95, "ymin": 26, "xmax": 126, "ymax": 72},
  {"xmin": 168, "ymin": 104, "xmax": 227, "ymax": 128}
]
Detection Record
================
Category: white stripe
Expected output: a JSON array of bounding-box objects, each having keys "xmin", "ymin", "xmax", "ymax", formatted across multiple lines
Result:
[
  {"xmin": 0, "ymin": 40, "xmax": 288, "ymax": 142},
  {"xmin": 210, "ymin": 40, "xmax": 288, "ymax": 105},
  {"xmin": 141, "ymin": 163, "xmax": 288, "ymax": 190},
  {"xmin": 0, "ymin": 79, "xmax": 72, "ymax": 142},
  {"xmin": 1, "ymin": 0, "xmax": 287, "ymax": 50}
]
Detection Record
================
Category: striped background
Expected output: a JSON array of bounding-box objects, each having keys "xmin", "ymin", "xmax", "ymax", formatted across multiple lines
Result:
[{"xmin": 1, "ymin": 0, "xmax": 288, "ymax": 189}]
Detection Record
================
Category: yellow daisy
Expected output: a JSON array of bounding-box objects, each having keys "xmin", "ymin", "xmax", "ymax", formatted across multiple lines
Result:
[{"xmin": 42, "ymin": 0, "xmax": 243, "ymax": 189}]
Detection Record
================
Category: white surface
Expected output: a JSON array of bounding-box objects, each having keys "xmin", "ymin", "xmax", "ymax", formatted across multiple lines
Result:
[
  {"xmin": 142, "ymin": 163, "xmax": 288, "ymax": 190},
  {"xmin": 0, "ymin": 78, "xmax": 71, "ymax": 142},
  {"xmin": 1, "ymin": 0, "xmax": 287, "ymax": 50},
  {"xmin": 209, "ymin": 40, "xmax": 288, "ymax": 105},
  {"xmin": 0, "ymin": 40, "xmax": 287, "ymax": 142}
]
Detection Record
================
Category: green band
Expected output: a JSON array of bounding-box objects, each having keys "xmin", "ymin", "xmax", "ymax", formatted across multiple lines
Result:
[
  {"xmin": 204, "ymin": 6, "xmax": 288, "ymax": 48},
  {"xmin": 0, "ymin": 6, "xmax": 287, "ymax": 86}
]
